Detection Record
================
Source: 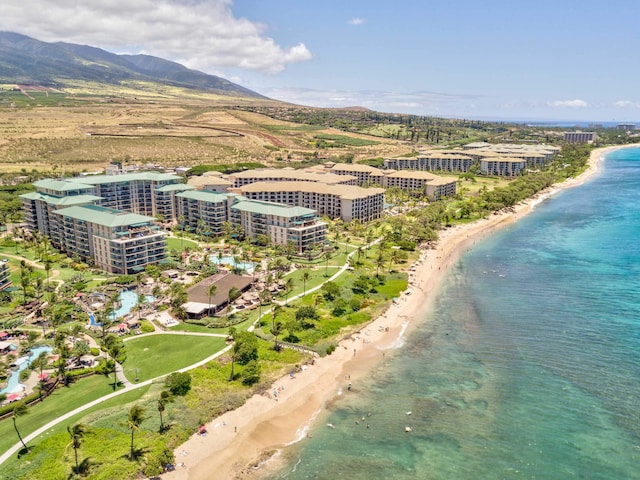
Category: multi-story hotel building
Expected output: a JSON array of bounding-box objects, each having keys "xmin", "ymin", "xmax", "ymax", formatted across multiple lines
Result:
[
  {"xmin": 231, "ymin": 200, "xmax": 326, "ymax": 253},
  {"xmin": 229, "ymin": 168, "xmax": 356, "ymax": 188},
  {"xmin": 383, "ymin": 171, "xmax": 458, "ymax": 200},
  {"xmin": 384, "ymin": 153, "xmax": 476, "ymax": 173},
  {"xmin": 563, "ymin": 131, "xmax": 596, "ymax": 144},
  {"xmin": 479, "ymin": 157, "xmax": 527, "ymax": 176},
  {"xmin": 50, "ymin": 204, "xmax": 166, "ymax": 274},
  {"xmin": 237, "ymin": 181, "xmax": 385, "ymax": 223},
  {"xmin": 175, "ymin": 190, "xmax": 230, "ymax": 237},
  {"xmin": 307, "ymin": 162, "xmax": 386, "ymax": 186},
  {"xmin": 72, "ymin": 172, "xmax": 184, "ymax": 216}
]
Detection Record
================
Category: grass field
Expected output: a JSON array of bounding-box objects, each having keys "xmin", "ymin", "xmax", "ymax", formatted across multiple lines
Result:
[
  {"xmin": 122, "ymin": 334, "xmax": 227, "ymax": 382},
  {"xmin": 166, "ymin": 237, "xmax": 198, "ymax": 251},
  {"xmin": 0, "ymin": 375, "xmax": 121, "ymax": 455}
]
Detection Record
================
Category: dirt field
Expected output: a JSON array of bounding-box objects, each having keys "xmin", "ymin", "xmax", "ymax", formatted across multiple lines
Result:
[{"xmin": 0, "ymin": 90, "xmax": 410, "ymax": 173}]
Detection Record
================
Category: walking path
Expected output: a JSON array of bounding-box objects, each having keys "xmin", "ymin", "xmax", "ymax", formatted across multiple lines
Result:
[
  {"xmin": 0, "ymin": 238, "xmax": 380, "ymax": 466},
  {"xmin": 0, "ymin": 335, "xmax": 232, "ymax": 466}
]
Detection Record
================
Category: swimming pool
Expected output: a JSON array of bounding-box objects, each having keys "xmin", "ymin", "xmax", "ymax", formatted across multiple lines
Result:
[
  {"xmin": 110, "ymin": 290, "xmax": 155, "ymax": 319},
  {"xmin": 209, "ymin": 254, "xmax": 254, "ymax": 273},
  {"xmin": 89, "ymin": 290, "xmax": 155, "ymax": 323},
  {"xmin": 0, "ymin": 345, "xmax": 53, "ymax": 395}
]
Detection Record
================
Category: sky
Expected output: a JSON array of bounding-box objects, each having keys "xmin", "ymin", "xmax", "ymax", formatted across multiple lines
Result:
[{"xmin": 2, "ymin": 0, "xmax": 640, "ymax": 122}]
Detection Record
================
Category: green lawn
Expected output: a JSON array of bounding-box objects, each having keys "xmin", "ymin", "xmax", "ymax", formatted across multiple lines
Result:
[
  {"xmin": 166, "ymin": 237, "xmax": 198, "ymax": 251},
  {"xmin": 0, "ymin": 375, "xmax": 120, "ymax": 455},
  {"xmin": 122, "ymin": 334, "xmax": 227, "ymax": 382}
]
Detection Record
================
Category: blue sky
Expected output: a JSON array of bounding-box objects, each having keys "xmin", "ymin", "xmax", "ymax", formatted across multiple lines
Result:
[{"xmin": 2, "ymin": 0, "xmax": 640, "ymax": 122}]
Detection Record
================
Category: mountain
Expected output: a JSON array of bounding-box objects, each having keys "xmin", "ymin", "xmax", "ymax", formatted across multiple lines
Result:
[{"xmin": 0, "ymin": 31, "xmax": 266, "ymax": 99}]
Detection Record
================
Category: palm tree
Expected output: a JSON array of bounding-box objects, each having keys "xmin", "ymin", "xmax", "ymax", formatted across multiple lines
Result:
[
  {"xmin": 271, "ymin": 304, "xmax": 282, "ymax": 349},
  {"xmin": 68, "ymin": 423, "xmax": 89, "ymax": 473},
  {"xmin": 157, "ymin": 390, "xmax": 172, "ymax": 432},
  {"xmin": 376, "ymin": 251, "xmax": 386, "ymax": 278},
  {"xmin": 127, "ymin": 405, "xmax": 145, "ymax": 461},
  {"xmin": 389, "ymin": 249, "xmax": 401, "ymax": 273},
  {"xmin": 208, "ymin": 284, "xmax": 217, "ymax": 316},
  {"xmin": 12, "ymin": 401, "xmax": 29, "ymax": 451},
  {"xmin": 324, "ymin": 251, "xmax": 332, "ymax": 277},
  {"xmin": 284, "ymin": 277, "xmax": 294, "ymax": 305},
  {"xmin": 30, "ymin": 351, "xmax": 49, "ymax": 396},
  {"xmin": 258, "ymin": 290, "xmax": 271, "ymax": 322},
  {"xmin": 302, "ymin": 271, "xmax": 310, "ymax": 296}
]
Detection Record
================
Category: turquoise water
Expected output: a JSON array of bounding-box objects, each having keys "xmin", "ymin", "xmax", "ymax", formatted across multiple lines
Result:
[
  {"xmin": 209, "ymin": 254, "xmax": 254, "ymax": 273},
  {"xmin": 267, "ymin": 147, "xmax": 640, "ymax": 480},
  {"xmin": 109, "ymin": 290, "xmax": 155, "ymax": 319},
  {"xmin": 0, "ymin": 345, "xmax": 53, "ymax": 395}
]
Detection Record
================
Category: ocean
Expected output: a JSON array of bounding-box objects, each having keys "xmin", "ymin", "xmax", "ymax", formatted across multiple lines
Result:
[{"xmin": 266, "ymin": 147, "xmax": 640, "ymax": 480}]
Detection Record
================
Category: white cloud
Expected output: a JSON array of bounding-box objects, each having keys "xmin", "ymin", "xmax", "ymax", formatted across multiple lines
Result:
[
  {"xmin": 548, "ymin": 99, "xmax": 589, "ymax": 108},
  {"xmin": 0, "ymin": 0, "xmax": 311, "ymax": 74},
  {"xmin": 614, "ymin": 100, "xmax": 640, "ymax": 108},
  {"xmin": 348, "ymin": 18, "xmax": 365, "ymax": 26}
]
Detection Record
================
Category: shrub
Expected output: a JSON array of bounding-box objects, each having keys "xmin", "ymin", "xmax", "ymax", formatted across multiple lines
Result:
[
  {"xmin": 326, "ymin": 344, "xmax": 336, "ymax": 355},
  {"xmin": 165, "ymin": 371, "xmax": 192, "ymax": 396},
  {"xmin": 140, "ymin": 320, "xmax": 155, "ymax": 333},
  {"xmin": 90, "ymin": 347, "xmax": 100, "ymax": 356}
]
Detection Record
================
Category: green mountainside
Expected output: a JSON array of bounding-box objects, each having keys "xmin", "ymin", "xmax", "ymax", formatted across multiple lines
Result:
[{"xmin": 0, "ymin": 31, "xmax": 265, "ymax": 99}]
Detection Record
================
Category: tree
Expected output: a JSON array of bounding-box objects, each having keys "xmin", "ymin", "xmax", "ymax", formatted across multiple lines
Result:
[
  {"xmin": 228, "ymin": 329, "xmax": 258, "ymax": 381},
  {"xmin": 157, "ymin": 390, "xmax": 173, "ymax": 433},
  {"xmin": 207, "ymin": 284, "xmax": 217, "ymax": 316},
  {"xmin": 68, "ymin": 423, "xmax": 89, "ymax": 473},
  {"xmin": 103, "ymin": 334, "xmax": 125, "ymax": 391},
  {"xmin": 302, "ymin": 270, "xmax": 310, "ymax": 296},
  {"xmin": 127, "ymin": 405, "xmax": 145, "ymax": 461},
  {"xmin": 376, "ymin": 251, "xmax": 386, "ymax": 278},
  {"xmin": 12, "ymin": 401, "xmax": 29, "ymax": 451},
  {"xmin": 165, "ymin": 371, "xmax": 192, "ymax": 396},
  {"xmin": 284, "ymin": 277, "xmax": 294, "ymax": 305},
  {"xmin": 30, "ymin": 351, "xmax": 48, "ymax": 394},
  {"xmin": 271, "ymin": 304, "xmax": 282, "ymax": 350},
  {"xmin": 324, "ymin": 251, "xmax": 332, "ymax": 277},
  {"xmin": 242, "ymin": 359, "xmax": 261, "ymax": 385}
]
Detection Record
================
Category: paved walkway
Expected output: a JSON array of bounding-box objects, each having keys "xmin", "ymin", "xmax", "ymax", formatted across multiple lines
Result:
[
  {"xmin": 0, "ymin": 238, "xmax": 381, "ymax": 465},
  {"xmin": 0, "ymin": 335, "xmax": 232, "ymax": 466}
]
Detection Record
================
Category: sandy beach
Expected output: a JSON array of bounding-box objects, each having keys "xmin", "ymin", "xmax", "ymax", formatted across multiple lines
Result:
[{"xmin": 163, "ymin": 146, "xmax": 619, "ymax": 480}]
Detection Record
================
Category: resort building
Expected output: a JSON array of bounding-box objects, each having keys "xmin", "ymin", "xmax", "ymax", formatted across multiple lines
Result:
[
  {"xmin": 228, "ymin": 168, "xmax": 357, "ymax": 188},
  {"xmin": 186, "ymin": 171, "xmax": 233, "ymax": 193},
  {"xmin": 175, "ymin": 190, "xmax": 230, "ymax": 237},
  {"xmin": 479, "ymin": 157, "xmax": 527, "ymax": 176},
  {"xmin": 174, "ymin": 190, "xmax": 327, "ymax": 252},
  {"xmin": 183, "ymin": 271, "xmax": 255, "ymax": 318},
  {"xmin": 231, "ymin": 200, "xmax": 327, "ymax": 253},
  {"xmin": 72, "ymin": 172, "xmax": 184, "ymax": 216},
  {"xmin": 237, "ymin": 181, "xmax": 385, "ymax": 223},
  {"xmin": 0, "ymin": 262, "xmax": 11, "ymax": 291},
  {"xmin": 563, "ymin": 131, "xmax": 597, "ymax": 143},
  {"xmin": 383, "ymin": 171, "xmax": 458, "ymax": 200},
  {"xmin": 307, "ymin": 162, "xmax": 386, "ymax": 186},
  {"xmin": 384, "ymin": 153, "xmax": 476, "ymax": 173},
  {"xmin": 50, "ymin": 205, "xmax": 167, "ymax": 274}
]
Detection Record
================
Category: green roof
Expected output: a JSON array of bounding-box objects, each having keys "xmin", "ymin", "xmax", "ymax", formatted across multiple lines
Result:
[
  {"xmin": 175, "ymin": 190, "xmax": 229, "ymax": 203},
  {"xmin": 53, "ymin": 205, "xmax": 156, "ymax": 227},
  {"xmin": 33, "ymin": 179, "xmax": 95, "ymax": 192},
  {"xmin": 74, "ymin": 172, "xmax": 182, "ymax": 185},
  {"xmin": 231, "ymin": 200, "xmax": 316, "ymax": 218},
  {"xmin": 155, "ymin": 184, "xmax": 195, "ymax": 193},
  {"xmin": 21, "ymin": 192, "xmax": 102, "ymax": 206}
]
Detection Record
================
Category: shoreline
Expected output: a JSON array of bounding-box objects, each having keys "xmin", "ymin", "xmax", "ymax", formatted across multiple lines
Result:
[{"xmin": 162, "ymin": 145, "xmax": 623, "ymax": 480}]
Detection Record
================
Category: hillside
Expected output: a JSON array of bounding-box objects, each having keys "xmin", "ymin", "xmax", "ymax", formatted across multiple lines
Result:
[{"xmin": 0, "ymin": 31, "xmax": 265, "ymax": 99}]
